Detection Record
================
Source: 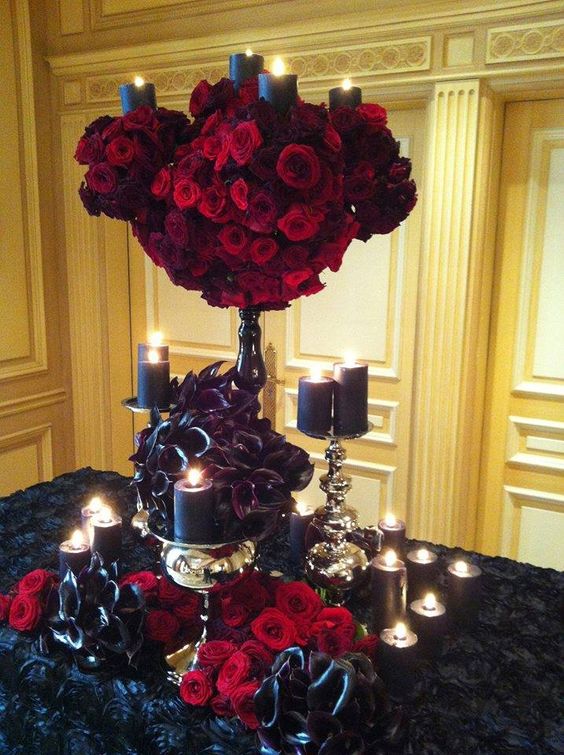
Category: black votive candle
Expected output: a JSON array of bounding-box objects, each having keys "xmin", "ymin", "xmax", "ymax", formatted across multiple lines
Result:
[
  {"xmin": 408, "ymin": 593, "xmax": 447, "ymax": 658},
  {"xmin": 378, "ymin": 514, "xmax": 407, "ymax": 554},
  {"xmin": 174, "ymin": 475, "xmax": 216, "ymax": 544},
  {"xmin": 370, "ymin": 550, "xmax": 406, "ymax": 633},
  {"xmin": 378, "ymin": 622, "xmax": 418, "ymax": 699},
  {"xmin": 91, "ymin": 511, "xmax": 122, "ymax": 566},
  {"xmin": 229, "ymin": 51, "xmax": 264, "ymax": 92},
  {"xmin": 329, "ymin": 82, "xmax": 362, "ymax": 110},
  {"xmin": 447, "ymin": 560, "xmax": 482, "ymax": 628},
  {"xmin": 406, "ymin": 547, "xmax": 438, "ymax": 602},
  {"xmin": 119, "ymin": 80, "xmax": 157, "ymax": 114},
  {"xmin": 333, "ymin": 360, "xmax": 368, "ymax": 436},
  {"xmin": 258, "ymin": 69, "xmax": 298, "ymax": 114},
  {"xmin": 59, "ymin": 531, "xmax": 91, "ymax": 579},
  {"xmin": 289, "ymin": 502, "xmax": 315, "ymax": 565},
  {"xmin": 137, "ymin": 342, "xmax": 171, "ymax": 409},
  {"xmin": 297, "ymin": 374, "xmax": 334, "ymax": 436}
]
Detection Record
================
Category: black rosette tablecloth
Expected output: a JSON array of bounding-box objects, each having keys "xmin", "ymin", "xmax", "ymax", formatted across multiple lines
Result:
[{"xmin": 0, "ymin": 468, "xmax": 563, "ymax": 754}]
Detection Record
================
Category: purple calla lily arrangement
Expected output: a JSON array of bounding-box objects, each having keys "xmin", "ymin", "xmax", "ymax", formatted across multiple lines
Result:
[{"xmin": 130, "ymin": 361, "xmax": 314, "ymax": 542}]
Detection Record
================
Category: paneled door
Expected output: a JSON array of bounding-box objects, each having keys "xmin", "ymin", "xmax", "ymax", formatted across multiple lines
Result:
[
  {"xmin": 477, "ymin": 99, "xmax": 564, "ymax": 569},
  {"xmin": 263, "ymin": 107, "xmax": 425, "ymax": 527}
]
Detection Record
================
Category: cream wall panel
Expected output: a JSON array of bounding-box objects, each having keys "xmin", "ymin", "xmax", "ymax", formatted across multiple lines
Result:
[
  {"xmin": 59, "ymin": 0, "xmax": 85, "ymax": 35},
  {"xmin": 502, "ymin": 485, "xmax": 564, "ymax": 569},
  {"xmin": 0, "ymin": 424, "xmax": 53, "ymax": 497}
]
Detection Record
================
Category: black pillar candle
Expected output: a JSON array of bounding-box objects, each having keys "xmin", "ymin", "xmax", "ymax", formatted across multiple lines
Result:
[
  {"xmin": 91, "ymin": 511, "xmax": 122, "ymax": 566},
  {"xmin": 59, "ymin": 531, "xmax": 91, "ymax": 579},
  {"xmin": 447, "ymin": 560, "xmax": 482, "ymax": 628},
  {"xmin": 119, "ymin": 79, "xmax": 157, "ymax": 114},
  {"xmin": 297, "ymin": 373, "xmax": 334, "ymax": 436},
  {"xmin": 289, "ymin": 502, "xmax": 315, "ymax": 565},
  {"xmin": 406, "ymin": 547, "xmax": 438, "ymax": 602},
  {"xmin": 329, "ymin": 80, "xmax": 362, "ymax": 110},
  {"xmin": 174, "ymin": 473, "xmax": 217, "ymax": 544},
  {"xmin": 408, "ymin": 593, "xmax": 447, "ymax": 658},
  {"xmin": 333, "ymin": 360, "xmax": 368, "ymax": 436},
  {"xmin": 378, "ymin": 514, "xmax": 406, "ymax": 554},
  {"xmin": 378, "ymin": 622, "xmax": 418, "ymax": 699},
  {"xmin": 229, "ymin": 51, "xmax": 264, "ymax": 92},
  {"xmin": 258, "ymin": 61, "xmax": 298, "ymax": 115},
  {"xmin": 370, "ymin": 550, "xmax": 406, "ymax": 633},
  {"xmin": 137, "ymin": 341, "xmax": 171, "ymax": 409}
]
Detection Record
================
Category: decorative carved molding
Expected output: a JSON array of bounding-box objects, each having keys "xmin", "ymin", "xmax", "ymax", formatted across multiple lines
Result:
[
  {"xmin": 487, "ymin": 20, "xmax": 564, "ymax": 63},
  {"xmin": 0, "ymin": 388, "xmax": 67, "ymax": 419},
  {"xmin": 507, "ymin": 416, "xmax": 564, "ymax": 472}
]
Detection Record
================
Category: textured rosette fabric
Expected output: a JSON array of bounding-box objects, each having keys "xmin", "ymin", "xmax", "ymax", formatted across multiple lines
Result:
[{"xmin": 75, "ymin": 75, "xmax": 416, "ymax": 309}]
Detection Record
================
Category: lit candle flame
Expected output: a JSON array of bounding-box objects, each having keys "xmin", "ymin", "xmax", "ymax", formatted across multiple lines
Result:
[
  {"xmin": 454, "ymin": 560, "xmax": 469, "ymax": 574},
  {"xmin": 417, "ymin": 548, "xmax": 430, "ymax": 561},
  {"xmin": 148, "ymin": 349, "xmax": 159, "ymax": 363},
  {"xmin": 245, "ymin": 48, "xmax": 253, "ymax": 57},
  {"xmin": 88, "ymin": 496, "xmax": 102, "ymax": 512},
  {"xmin": 342, "ymin": 78, "xmax": 352, "ymax": 90},
  {"xmin": 384, "ymin": 513, "xmax": 397, "ymax": 527},
  {"xmin": 272, "ymin": 57, "xmax": 286, "ymax": 76},
  {"xmin": 343, "ymin": 351, "xmax": 357, "ymax": 367},
  {"xmin": 393, "ymin": 622, "xmax": 407, "ymax": 641},
  {"xmin": 70, "ymin": 529, "xmax": 84, "ymax": 548},
  {"xmin": 423, "ymin": 592, "xmax": 437, "ymax": 611},
  {"xmin": 383, "ymin": 549, "xmax": 397, "ymax": 567},
  {"xmin": 310, "ymin": 365, "xmax": 323, "ymax": 382},
  {"xmin": 96, "ymin": 506, "xmax": 113, "ymax": 524},
  {"xmin": 134, "ymin": 76, "xmax": 145, "ymax": 87},
  {"xmin": 188, "ymin": 468, "xmax": 202, "ymax": 487},
  {"xmin": 148, "ymin": 331, "xmax": 163, "ymax": 347}
]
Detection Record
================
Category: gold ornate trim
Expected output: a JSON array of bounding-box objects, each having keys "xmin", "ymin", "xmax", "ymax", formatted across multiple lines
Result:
[
  {"xmin": 0, "ymin": 389, "xmax": 67, "ymax": 419},
  {"xmin": 487, "ymin": 19, "xmax": 564, "ymax": 63}
]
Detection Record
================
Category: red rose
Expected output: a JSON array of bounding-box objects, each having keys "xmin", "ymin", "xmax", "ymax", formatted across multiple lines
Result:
[
  {"xmin": 216, "ymin": 650, "xmax": 252, "ymax": 695},
  {"xmin": 85, "ymin": 162, "xmax": 118, "ymax": 195},
  {"xmin": 221, "ymin": 598, "xmax": 251, "ymax": 628},
  {"xmin": 316, "ymin": 242, "xmax": 345, "ymax": 273},
  {"xmin": 145, "ymin": 609, "xmax": 180, "ymax": 643},
  {"xmin": 344, "ymin": 174, "xmax": 374, "ymax": 203},
  {"xmin": 157, "ymin": 578, "xmax": 194, "ymax": 606},
  {"xmin": 189, "ymin": 80, "xmax": 212, "ymax": 117},
  {"xmin": 229, "ymin": 572, "xmax": 270, "ymax": 613},
  {"xmin": 237, "ymin": 76, "xmax": 259, "ymax": 106},
  {"xmin": 316, "ymin": 607, "xmax": 355, "ymax": 628},
  {"xmin": 0, "ymin": 595, "xmax": 12, "ymax": 622},
  {"xmin": 122, "ymin": 105, "xmax": 157, "ymax": 132},
  {"xmin": 75, "ymin": 133, "xmax": 105, "ymax": 165},
  {"xmin": 106, "ymin": 135, "xmax": 135, "ymax": 166},
  {"xmin": 173, "ymin": 591, "xmax": 201, "ymax": 625},
  {"xmin": 119, "ymin": 571, "xmax": 158, "ymax": 595},
  {"xmin": 210, "ymin": 693, "xmax": 234, "ymax": 717},
  {"xmin": 357, "ymin": 103, "xmax": 388, "ymax": 128},
  {"xmin": 229, "ymin": 121, "xmax": 263, "ymax": 166},
  {"xmin": 352, "ymin": 634, "xmax": 379, "ymax": 663},
  {"xmin": 173, "ymin": 178, "xmax": 201, "ymax": 209},
  {"xmin": 199, "ymin": 183, "xmax": 229, "ymax": 222},
  {"xmin": 230, "ymin": 178, "xmax": 249, "ymax": 210},
  {"xmin": 250, "ymin": 608, "xmax": 296, "ymax": 652},
  {"xmin": 282, "ymin": 269, "xmax": 311, "ymax": 292},
  {"xmin": 277, "ymin": 204, "xmax": 320, "ymax": 241},
  {"xmin": 245, "ymin": 190, "xmax": 278, "ymax": 234},
  {"xmin": 275, "ymin": 582, "xmax": 323, "ymax": 625},
  {"xmin": 151, "ymin": 167, "xmax": 172, "ymax": 198},
  {"xmin": 179, "ymin": 669, "xmax": 213, "ymax": 706},
  {"xmin": 9, "ymin": 594, "xmax": 42, "ymax": 632},
  {"xmin": 237, "ymin": 272, "xmax": 280, "ymax": 305},
  {"xmin": 240, "ymin": 639, "xmax": 274, "ymax": 674},
  {"xmin": 323, "ymin": 124, "xmax": 342, "ymax": 153},
  {"xmin": 276, "ymin": 144, "xmax": 321, "ymax": 190},
  {"xmin": 387, "ymin": 158, "xmax": 412, "ymax": 183},
  {"xmin": 17, "ymin": 569, "xmax": 54, "ymax": 596},
  {"xmin": 310, "ymin": 606, "xmax": 356, "ymax": 656},
  {"xmin": 249, "ymin": 237, "xmax": 278, "ymax": 265},
  {"xmin": 165, "ymin": 209, "xmax": 190, "ymax": 248},
  {"xmin": 330, "ymin": 107, "xmax": 363, "ymax": 133},
  {"xmin": 315, "ymin": 625, "xmax": 354, "ymax": 656},
  {"xmin": 197, "ymin": 640, "xmax": 237, "ymax": 669},
  {"xmin": 231, "ymin": 682, "xmax": 260, "ymax": 730},
  {"xmin": 218, "ymin": 224, "xmax": 248, "ymax": 255}
]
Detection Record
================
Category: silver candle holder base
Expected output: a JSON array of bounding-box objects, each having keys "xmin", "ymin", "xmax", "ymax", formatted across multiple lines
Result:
[{"xmin": 303, "ymin": 425, "xmax": 373, "ymax": 604}]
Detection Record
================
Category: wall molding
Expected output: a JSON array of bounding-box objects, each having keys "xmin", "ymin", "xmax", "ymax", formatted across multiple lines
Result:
[
  {"xmin": 0, "ymin": 423, "xmax": 53, "ymax": 484},
  {"xmin": 501, "ymin": 484, "xmax": 564, "ymax": 559},
  {"xmin": 0, "ymin": 388, "xmax": 67, "ymax": 419},
  {"xmin": 507, "ymin": 415, "xmax": 564, "ymax": 472},
  {"xmin": 487, "ymin": 19, "xmax": 564, "ymax": 64}
]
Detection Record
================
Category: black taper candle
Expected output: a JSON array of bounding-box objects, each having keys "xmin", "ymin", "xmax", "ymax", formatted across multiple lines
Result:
[
  {"xmin": 58, "ymin": 533, "xmax": 91, "ymax": 579},
  {"xmin": 297, "ymin": 375, "xmax": 334, "ymax": 436},
  {"xmin": 119, "ymin": 81, "xmax": 157, "ymax": 114},
  {"xmin": 91, "ymin": 513, "xmax": 122, "ymax": 566},
  {"xmin": 258, "ymin": 72, "xmax": 298, "ymax": 115},
  {"xmin": 329, "ymin": 85, "xmax": 362, "ymax": 110},
  {"xmin": 137, "ymin": 342, "xmax": 171, "ymax": 409},
  {"xmin": 447, "ymin": 560, "xmax": 482, "ymax": 628},
  {"xmin": 406, "ymin": 547, "xmax": 438, "ymax": 603},
  {"xmin": 229, "ymin": 52, "xmax": 264, "ymax": 92},
  {"xmin": 333, "ymin": 361, "xmax": 368, "ymax": 436},
  {"xmin": 174, "ymin": 476, "xmax": 217, "ymax": 544},
  {"xmin": 370, "ymin": 551, "xmax": 406, "ymax": 633}
]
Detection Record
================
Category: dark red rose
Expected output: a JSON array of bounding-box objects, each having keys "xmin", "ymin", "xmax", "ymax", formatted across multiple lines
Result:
[
  {"xmin": 218, "ymin": 224, "xmax": 248, "ymax": 255},
  {"xmin": 197, "ymin": 640, "xmax": 237, "ymax": 669},
  {"xmin": 210, "ymin": 693, "xmax": 234, "ymax": 717},
  {"xmin": 239, "ymin": 639, "xmax": 274, "ymax": 674},
  {"xmin": 237, "ymin": 76, "xmax": 260, "ymax": 106},
  {"xmin": 276, "ymin": 144, "xmax": 321, "ymax": 190},
  {"xmin": 388, "ymin": 158, "xmax": 412, "ymax": 183},
  {"xmin": 17, "ymin": 569, "xmax": 54, "ymax": 596},
  {"xmin": 229, "ymin": 572, "xmax": 270, "ymax": 614},
  {"xmin": 230, "ymin": 178, "xmax": 249, "ymax": 210},
  {"xmin": 86, "ymin": 114, "xmax": 115, "ymax": 137},
  {"xmin": 246, "ymin": 190, "xmax": 278, "ymax": 233},
  {"xmin": 122, "ymin": 105, "xmax": 157, "ymax": 132},
  {"xmin": 173, "ymin": 591, "xmax": 201, "ymax": 624},
  {"xmin": 357, "ymin": 103, "xmax": 388, "ymax": 127},
  {"xmin": 352, "ymin": 634, "xmax": 379, "ymax": 663},
  {"xmin": 323, "ymin": 124, "xmax": 342, "ymax": 153},
  {"xmin": 157, "ymin": 576, "xmax": 190, "ymax": 604},
  {"xmin": 316, "ymin": 241, "xmax": 345, "ymax": 273},
  {"xmin": 249, "ymin": 146, "xmax": 280, "ymax": 181},
  {"xmin": 277, "ymin": 204, "xmax": 320, "ymax": 241},
  {"xmin": 229, "ymin": 121, "xmax": 263, "ymax": 166},
  {"xmin": 75, "ymin": 133, "xmax": 105, "ymax": 165},
  {"xmin": 221, "ymin": 598, "xmax": 251, "ymax": 627},
  {"xmin": 282, "ymin": 269, "xmax": 311, "ymax": 292},
  {"xmin": 216, "ymin": 650, "xmax": 252, "ymax": 695},
  {"xmin": 145, "ymin": 609, "xmax": 180, "ymax": 643},
  {"xmin": 165, "ymin": 209, "xmax": 190, "ymax": 248},
  {"xmin": 85, "ymin": 162, "xmax": 118, "ymax": 195},
  {"xmin": 310, "ymin": 606, "xmax": 356, "ymax": 656},
  {"xmin": 173, "ymin": 178, "xmax": 201, "ymax": 209},
  {"xmin": 205, "ymin": 78, "xmax": 235, "ymax": 114},
  {"xmin": 249, "ymin": 237, "xmax": 278, "ymax": 265},
  {"xmin": 179, "ymin": 669, "xmax": 213, "ymax": 706},
  {"xmin": 250, "ymin": 607, "xmax": 296, "ymax": 651},
  {"xmin": 315, "ymin": 606, "xmax": 355, "ymax": 628},
  {"xmin": 8, "ymin": 594, "xmax": 42, "ymax": 632},
  {"xmin": 237, "ymin": 272, "xmax": 280, "ymax": 305},
  {"xmin": 314, "ymin": 625, "xmax": 354, "ymax": 656},
  {"xmin": 189, "ymin": 80, "xmax": 212, "ymax": 117},
  {"xmin": 199, "ymin": 183, "xmax": 229, "ymax": 222},
  {"xmin": 275, "ymin": 582, "xmax": 323, "ymax": 625},
  {"xmin": 330, "ymin": 107, "xmax": 363, "ymax": 133},
  {"xmin": 231, "ymin": 682, "xmax": 260, "ymax": 729},
  {"xmin": 119, "ymin": 571, "xmax": 158, "ymax": 596},
  {"xmin": 0, "ymin": 595, "xmax": 12, "ymax": 622},
  {"xmin": 344, "ymin": 174, "xmax": 374, "ymax": 203},
  {"xmin": 105, "ymin": 135, "xmax": 135, "ymax": 166},
  {"xmin": 151, "ymin": 167, "xmax": 172, "ymax": 199}
]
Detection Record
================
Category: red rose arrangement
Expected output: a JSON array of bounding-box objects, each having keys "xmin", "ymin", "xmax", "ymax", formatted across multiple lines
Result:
[
  {"xmin": 75, "ymin": 75, "xmax": 416, "ymax": 310},
  {"xmin": 179, "ymin": 571, "xmax": 378, "ymax": 730},
  {"xmin": 0, "ymin": 568, "xmax": 58, "ymax": 633}
]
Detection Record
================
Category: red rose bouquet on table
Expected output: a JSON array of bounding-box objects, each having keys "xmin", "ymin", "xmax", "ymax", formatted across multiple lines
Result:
[{"xmin": 75, "ymin": 74, "xmax": 416, "ymax": 310}]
